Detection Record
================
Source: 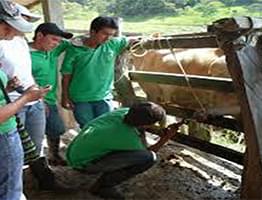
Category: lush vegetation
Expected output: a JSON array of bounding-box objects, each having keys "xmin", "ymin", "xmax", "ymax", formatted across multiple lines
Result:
[
  {"xmin": 58, "ymin": 0, "xmax": 262, "ymax": 34},
  {"xmin": 64, "ymin": 0, "xmax": 262, "ymax": 17}
]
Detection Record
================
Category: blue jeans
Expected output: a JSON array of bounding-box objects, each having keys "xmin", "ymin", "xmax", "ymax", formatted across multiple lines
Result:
[
  {"xmin": 73, "ymin": 99, "xmax": 113, "ymax": 128},
  {"xmin": 17, "ymin": 101, "xmax": 46, "ymax": 155},
  {"xmin": 0, "ymin": 129, "xmax": 24, "ymax": 200},
  {"xmin": 82, "ymin": 150, "xmax": 156, "ymax": 188},
  {"xmin": 45, "ymin": 104, "xmax": 65, "ymax": 139}
]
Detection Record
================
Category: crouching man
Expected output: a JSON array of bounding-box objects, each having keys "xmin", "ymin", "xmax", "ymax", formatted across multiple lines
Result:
[{"xmin": 66, "ymin": 102, "xmax": 167, "ymax": 199}]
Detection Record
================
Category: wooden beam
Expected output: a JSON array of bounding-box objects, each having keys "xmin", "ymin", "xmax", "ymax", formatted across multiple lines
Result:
[
  {"xmin": 161, "ymin": 104, "xmax": 242, "ymax": 132},
  {"xmin": 147, "ymin": 127, "xmax": 243, "ymax": 164},
  {"xmin": 211, "ymin": 17, "xmax": 262, "ymax": 33},
  {"xmin": 172, "ymin": 133, "xmax": 244, "ymax": 165},
  {"xmin": 164, "ymin": 32, "xmax": 213, "ymax": 38},
  {"xmin": 14, "ymin": 0, "xmax": 40, "ymax": 8},
  {"xmin": 129, "ymin": 71, "xmax": 235, "ymax": 93},
  {"xmin": 208, "ymin": 17, "xmax": 262, "ymax": 47},
  {"xmin": 137, "ymin": 35, "xmax": 218, "ymax": 49},
  {"xmin": 66, "ymin": 28, "xmax": 143, "ymax": 36},
  {"xmin": 125, "ymin": 95, "xmax": 242, "ymax": 131},
  {"xmin": 41, "ymin": 0, "xmax": 64, "ymax": 27},
  {"xmin": 222, "ymin": 42, "xmax": 262, "ymax": 199}
]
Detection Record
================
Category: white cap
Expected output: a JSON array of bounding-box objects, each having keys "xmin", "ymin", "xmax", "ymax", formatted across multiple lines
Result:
[
  {"xmin": 0, "ymin": 0, "xmax": 33, "ymax": 33},
  {"xmin": 15, "ymin": 3, "xmax": 41, "ymax": 22},
  {"xmin": 4, "ymin": 16, "xmax": 33, "ymax": 32}
]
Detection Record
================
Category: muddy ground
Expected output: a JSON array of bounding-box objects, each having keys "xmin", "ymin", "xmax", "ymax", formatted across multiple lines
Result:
[{"xmin": 24, "ymin": 130, "xmax": 242, "ymax": 200}]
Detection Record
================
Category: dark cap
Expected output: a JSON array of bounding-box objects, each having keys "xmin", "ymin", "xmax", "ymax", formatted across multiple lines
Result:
[
  {"xmin": 35, "ymin": 22, "xmax": 73, "ymax": 39},
  {"xmin": 124, "ymin": 102, "xmax": 166, "ymax": 127}
]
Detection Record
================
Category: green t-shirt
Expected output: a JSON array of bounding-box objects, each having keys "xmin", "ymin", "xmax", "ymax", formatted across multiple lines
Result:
[
  {"xmin": 31, "ymin": 40, "xmax": 71, "ymax": 105},
  {"xmin": 66, "ymin": 108, "xmax": 145, "ymax": 169},
  {"xmin": 61, "ymin": 37, "xmax": 128, "ymax": 102},
  {"xmin": 0, "ymin": 70, "xmax": 16, "ymax": 134}
]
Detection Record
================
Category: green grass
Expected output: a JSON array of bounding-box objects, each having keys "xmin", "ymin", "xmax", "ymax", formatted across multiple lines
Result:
[
  {"xmin": 62, "ymin": 4, "xmax": 261, "ymax": 35},
  {"xmin": 30, "ymin": 2, "xmax": 262, "ymax": 35}
]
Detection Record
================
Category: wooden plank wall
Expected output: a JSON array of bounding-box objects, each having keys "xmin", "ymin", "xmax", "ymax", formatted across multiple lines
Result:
[{"xmin": 223, "ymin": 42, "xmax": 262, "ymax": 199}]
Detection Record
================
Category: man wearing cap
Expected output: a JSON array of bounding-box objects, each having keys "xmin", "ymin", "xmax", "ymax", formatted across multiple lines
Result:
[
  {"xmin": 61, "ymin": 16, "xmax": 129, "ymax": 128},
  {"xmin": 0, "ymin": 0, "xmax": 51, "ymax": 199},
  {"xmin": 66, "ymin": 102, "xmax": 167, "ymax": 199},
  {"xmin": 0, "ymin": 3, "xmax": 57, "ymax": 190},
  {"xmin": 30, "ymin": 22, "xmax": 73, "ymax": 166},
  {"xmin": 0, "ymin": 3, "xmax": 43, "ymax": 155}
]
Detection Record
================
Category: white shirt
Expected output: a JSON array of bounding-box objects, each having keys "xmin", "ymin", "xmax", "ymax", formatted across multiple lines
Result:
[{"xmin": 0, "ymin": 36, "xmax": 37, "ymax": 105}]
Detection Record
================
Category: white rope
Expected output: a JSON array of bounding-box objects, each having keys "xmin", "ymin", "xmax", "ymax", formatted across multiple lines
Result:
[
  {"xmin": 120, "ymin": 35, "xmax": 207, "ymax": 113},
  {"xmin": 129, "ymin": 37, "xmax": 148, "ymax": 57},
  {"xmin": 165, "ymin": 37, "xmax": 206, "ymax": 113}
]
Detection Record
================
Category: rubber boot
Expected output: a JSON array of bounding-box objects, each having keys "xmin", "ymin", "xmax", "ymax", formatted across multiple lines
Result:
[
  {"xmin": 29, "ymin": 157, "xmax": 55, "ymax": 190},
  {"xmin": 47, "ymin": 137, "xmax": 67, "ymax": 166},
  {"xmin": 89, "ymin": 178, "xmax": 125, "ymax": 200}
]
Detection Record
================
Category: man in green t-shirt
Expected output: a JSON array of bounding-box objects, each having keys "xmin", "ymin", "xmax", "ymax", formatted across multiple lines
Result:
[
  {"xmin": 61, "ymin": 16, "xmax": 129, "ymax": 128},
  {"xmin": 30, "ymin": 22, "xmax": 73, "ymax": 165},
  {"xmin": 66, "ymin": 102, "xmax": 169, "ymax": 199}
]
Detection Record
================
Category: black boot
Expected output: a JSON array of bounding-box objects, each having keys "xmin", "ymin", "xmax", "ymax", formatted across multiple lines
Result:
[
  {"xmin": 47, "ymin": 137, "xmax": 67, "ymax": 166},
  {"xmin": 89, "ymin": 179, "xmax": 125, "ymax": 200},
  {"xmin": 29, "ymin": 157, "xmax": 55, "ymax": 190}
]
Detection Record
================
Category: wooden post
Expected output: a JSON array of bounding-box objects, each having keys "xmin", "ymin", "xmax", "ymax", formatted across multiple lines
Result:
[
  {"xmin": 209, "ymin": 17, "xmax": 262, "ymax": 199},
  {"xmin": 41, "ymin": 0, "xmax": 64, "ymax": 27},
  {"xmin": 114, "ymin": 17, "xmax": 138, "ymax": 106},
  {"xmin": 222, "ymin": 41, "xmax": 262, "ymax": 199},
  {"xmin": 41, "ymin": 0, "xmax": 77, "ymax": 129}
]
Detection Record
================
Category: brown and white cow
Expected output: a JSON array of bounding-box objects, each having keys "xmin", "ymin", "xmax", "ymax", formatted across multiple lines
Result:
[{"xmin": 125, "ymin": 48, "xmax": 240, "ymax": 117}]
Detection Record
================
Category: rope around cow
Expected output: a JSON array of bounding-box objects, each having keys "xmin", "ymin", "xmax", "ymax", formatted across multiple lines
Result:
[{"xmin": 125, "ymin": 35, "xmax": 207, "ymax": 113}]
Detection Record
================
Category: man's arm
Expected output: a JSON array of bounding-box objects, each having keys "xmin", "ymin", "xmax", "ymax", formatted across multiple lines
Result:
[
  {"xmin": 148, "ymin": 120, "xmax": 184, "ymax": 152},
  {"xmin": 52, "ymin": 40, "xmax": 72, "ymax": 57},
  {"xmin": 61, "ymin": 74, "xmax": 74, "ymax": 110}
]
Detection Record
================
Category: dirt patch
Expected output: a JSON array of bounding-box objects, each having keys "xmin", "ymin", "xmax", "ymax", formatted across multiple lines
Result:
[{"xmin": 24, "ymin": 131, "xmax": 242, "ymax": 200}]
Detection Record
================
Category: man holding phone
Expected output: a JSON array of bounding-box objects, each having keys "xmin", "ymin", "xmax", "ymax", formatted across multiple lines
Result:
[
  {"xmin": 30, "ymin": 22, "xmax": 73, "ymax": 165},
  {"xmin": 0, "ymin": 0, "xmax": 51, "ymax": 198}
]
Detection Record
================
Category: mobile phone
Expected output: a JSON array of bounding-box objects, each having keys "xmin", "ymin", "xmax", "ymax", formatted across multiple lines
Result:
[
  {"xmin": 44, "ymin": 85, "xmax": 52, "ymax": 90},
  {"xmin": 15, "ymin": 86, "xmax": 25, "ymax": 94}
]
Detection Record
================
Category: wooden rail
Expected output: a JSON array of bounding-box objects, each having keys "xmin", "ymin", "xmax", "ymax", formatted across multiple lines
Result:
[
  {"xmin": 172, "ymin": 133, "xmax": 244, "ymax": 165},
  {"xmin": 161, "ymin": 104, "xmax": 242, "ymax": 132},
  {"xmin": 66, "ymin": 29, "xmax": 143, "ymax": 36},
  {"xmin": 129, "ymin": 71, "xmax": 235, "ymax": 93},
  {"xmin": 139, "ymin": 35, "xmax": 218, "ymax": 49},
  {"xmin": 127, "ymin": 71, "xmax": 241, "ymax": 131},
  {"xmin": 148, "ymin": 125, "xmax": 243, "ymax": 164}
]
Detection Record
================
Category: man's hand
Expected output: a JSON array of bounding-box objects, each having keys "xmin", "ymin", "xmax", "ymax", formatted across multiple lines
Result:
[
  {"xmin": 6, "ymin": 76, "xmax": 21, "ymax": 92},
  {"xmin": 148, "ymin": 120, "xmax": 185, "ymax": 152},
  {"xmin": 61, "ymin": 95, "xmax": 74, "ymax": 110},
  {"xmin": 23, "ymin": 85, "xmax": 50, "ymax": 102}
]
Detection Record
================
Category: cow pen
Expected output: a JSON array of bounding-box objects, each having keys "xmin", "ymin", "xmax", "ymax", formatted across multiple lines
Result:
[
  {"xmin": 12, "ymin": 0, "xmax": 262, "ymax": 199},
  {"xmin": 115, "ymin": 17, "xmax": 262, "ymax": 199}
]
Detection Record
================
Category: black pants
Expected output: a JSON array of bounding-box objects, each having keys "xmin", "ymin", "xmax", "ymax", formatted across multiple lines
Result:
[{"xmin": 83, "ymin": 150, "xmax": 157, "ymax": 188}]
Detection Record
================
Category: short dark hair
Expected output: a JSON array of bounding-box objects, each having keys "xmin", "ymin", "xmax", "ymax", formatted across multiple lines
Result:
[
  {"xmin": 90, "ymin": 16, "xmax": 118, "ymax": 33},
  {"xmin": 33, "ymin": 22, "xmax": 73, "ymax": 40},
  {"xmin": 123, "ymin": 102, "xmax": 166, "ymax": 127}
]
